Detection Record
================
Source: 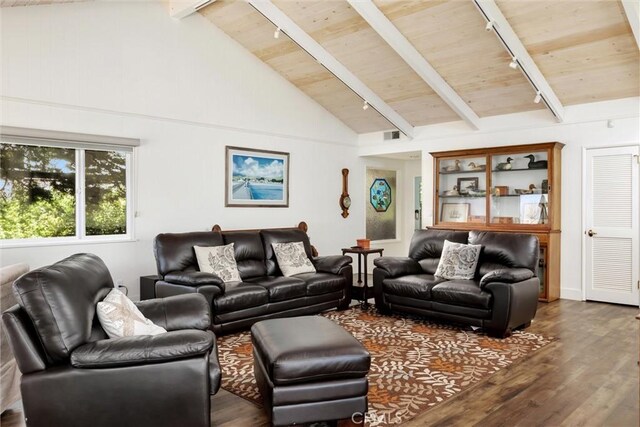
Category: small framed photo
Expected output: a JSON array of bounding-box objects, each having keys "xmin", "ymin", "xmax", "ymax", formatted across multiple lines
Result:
[
  {"xmin": 225, "ymin": 146, "xmax": 289, "ymax": 207},
  {"xmin": 457, "ymin": 177, "xmax": 479, "ymax": 195},
  {"xmin": 521, "ymin": 203, "xmax": 542, "ymax": 224},
  {"xmin": 441, "ymin": 203, "xmax": 470, "ymax": 223}
]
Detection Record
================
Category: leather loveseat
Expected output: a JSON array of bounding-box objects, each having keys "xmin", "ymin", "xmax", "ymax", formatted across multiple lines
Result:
[
  {"xmin": 373, "ymin": 229, "xmax": 540, "ymax": 338},
  {"xmin": 2, "ymin": 253, "xmax": 221, "ymax": 427},
  {"xmin": 153, "ymin": 226, "xmax": 353, "ymax": 334}
]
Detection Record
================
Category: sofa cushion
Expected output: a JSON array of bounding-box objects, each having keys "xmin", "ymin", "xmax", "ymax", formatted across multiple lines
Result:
[
  {"xmin": 382, "ymin": 274, "xmax": 444, "ymax": 300},
  {"xmin": 97, "ymin": 288, "xmax": 166, "ymax": 338},
  {"xmin": 12, "ymin": 253, "xmax": 113, "ymax": 364},
  {"xmin": 213, "ymin": 282, "xmax": 268, "ymax": 313},
  {"xmin": 431, "ymin": 280, "xmax": 492, "ymax": 309},
  {"xmin": 408, "ymin": 229, "xmax": 469, "ymax": 274},
  {"xmin": 194, "ymin": 243, "xmax": 242, "ymax": 283},
  {"xmin": 154, "ymin": 231, "xmax": 224, "ymax": 277},
  {"xmin": 434, "ymin": 240, "xmax": 481, "ymax": 280},
  {"xmin": 293, "ymin": 272, "xmax": 346, "ymax": 296},
  {"xmin": 272, "ymin": 242, "xmax": 316, "ymax": 277},
  {"xmin": 261, "ymin": 229, "xmax": 313, "ymax": 276},
  {"xmin": 246, "ymin": 276, "xmax": 307, "ymax": 302},
  {"xmin": 469, "ymin": 231, "xmax": 539, "ymax": 275},
  {"xmin": 222, "ymin": 231, "xmax": 267, "ymax": 280}
]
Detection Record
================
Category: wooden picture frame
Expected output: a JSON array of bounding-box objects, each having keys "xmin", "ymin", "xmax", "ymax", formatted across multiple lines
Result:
[
  {"xmin": 456, "ymin": 177, "xmax": 479, "ymax": 195},
  {"xmin": 440, "ymin": 203, "xmax": 470, "ymax": 223},
  {"xmin": 225, "ymin": 146, "xmax": 290, "ymax": 207}
]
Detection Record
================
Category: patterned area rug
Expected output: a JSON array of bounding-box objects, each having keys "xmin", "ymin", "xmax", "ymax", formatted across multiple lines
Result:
[{"xmin": 217, "ymin": 307, "xmax": 553, "ymax": 426}]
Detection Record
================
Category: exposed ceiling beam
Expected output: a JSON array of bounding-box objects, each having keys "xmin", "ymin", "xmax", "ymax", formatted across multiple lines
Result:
[
  {"xmin": 348, "ymin": 0, "xmax": 481, "ymax": 131},
  {"xmin": 170, "ymin": 0, "xmax": 215, "ymax": 19},
  {"xmin": 621, "ymin": 0, "xmax": 640, "ymax": 50},
  {"xmin": 474, "ymin": 0, "xmax": 565, "ymax": 122},
  {"xmin": 246, "ymin": 0, "xmax": 415, "ymax": 138}
]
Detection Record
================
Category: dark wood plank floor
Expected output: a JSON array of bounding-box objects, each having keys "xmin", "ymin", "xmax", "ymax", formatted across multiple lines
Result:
[{"xmin": 2, "ymin": 299, "xmax": 638, "ymax": 426}]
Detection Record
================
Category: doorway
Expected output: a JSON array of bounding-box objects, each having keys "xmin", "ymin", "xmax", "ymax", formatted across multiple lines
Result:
[{"xmin": 584, "ymin": 145, "xmax": 639, "ymax": 305}]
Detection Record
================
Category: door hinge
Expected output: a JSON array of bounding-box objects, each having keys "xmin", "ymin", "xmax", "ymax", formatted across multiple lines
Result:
[
  {"xmin": 637, "ymin": 280, "xmax": 639, "ymax": 290},
  {"xmin": 634, "ymin": 154, "xmax": 640, "ymax": 165}
]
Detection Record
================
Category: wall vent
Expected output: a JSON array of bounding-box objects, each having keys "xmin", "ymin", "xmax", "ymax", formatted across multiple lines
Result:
[{"xmin": 383, "ymin": 130, "xmax": 401, "ymax": 141}]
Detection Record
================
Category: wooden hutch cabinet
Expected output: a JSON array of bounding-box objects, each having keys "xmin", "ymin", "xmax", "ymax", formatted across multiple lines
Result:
[{"xmin": 431, "ymin": 142, "xmax": 563, "ymax": 302}]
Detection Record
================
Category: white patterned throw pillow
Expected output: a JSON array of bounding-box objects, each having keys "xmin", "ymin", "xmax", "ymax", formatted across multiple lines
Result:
[
  {"xmin": 97, "ymin": 288, "xmax": 166, "ymax": 339},
  {"xmin": 194, "ymin": 243, "xmax": 242, "ymax": 283},
  {"xmin": 272, "ymin": 241, "xmax": 316, "ymax": 277},
  {"xmin": 434, "ymin": 240, "xmax": 482, "ymax": 280}
]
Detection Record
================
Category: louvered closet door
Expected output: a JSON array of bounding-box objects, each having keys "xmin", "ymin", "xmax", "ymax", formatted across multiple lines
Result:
[{"xmin": 585, "ymin": 146, "xmax": 639, "ymax": 305}]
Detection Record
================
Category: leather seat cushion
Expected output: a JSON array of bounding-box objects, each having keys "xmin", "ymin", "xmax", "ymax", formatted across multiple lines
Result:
[
  {"xmin": 382, "ymin": 274, "xmax": 444, "ymax": 300},
  {"xmin": 246, "ymin": 276, "xmax": 307, "ymax": 302},
  {"xmin": 213, "ymin": 282, "xmax": 268, "ymax": 313},
  {"xmin": 251, "ymin": 316, "xmax": 370, "ymax": 386},
  {"xmin": 431, "ymin": 280, "xmax": 492, "ymax": 309},
  {"xmin": 293, "ymin": 272, "xmax": 346, "ymax": 296}
]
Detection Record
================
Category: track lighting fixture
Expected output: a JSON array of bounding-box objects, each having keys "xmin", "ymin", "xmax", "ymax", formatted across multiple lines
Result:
[
  {"xmin": 533, "ymin": 91, "xmax": 542, "ymax": 104},
  {"xmin": 362, "ymin": 100, "xmax": 369, "ymax": 110},
  {"xmin": 274, "ymin": 27, "xmax": 281, "ymax": 39},
  {"xmin": 485, "ymin": 21, "xmax": 493, "ymax": 31},
  {"xmin": 508, "ymin": 57, "xmax": 518, "ymax": 69}
]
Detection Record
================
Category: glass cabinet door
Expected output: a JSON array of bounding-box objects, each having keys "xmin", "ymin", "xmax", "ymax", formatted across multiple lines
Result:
[
  {"xmin": 437, "ymin": 156, "xmax": 487, "ymax": 225},
  {"xmin": 490, "ymin": 150, "xmax": 550, "ymax": 226}
]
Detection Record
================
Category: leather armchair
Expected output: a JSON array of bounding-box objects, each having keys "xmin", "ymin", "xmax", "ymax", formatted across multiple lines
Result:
[{"xmin": 2, "ymin": 253, "xmax": 221, "ymax": 427}]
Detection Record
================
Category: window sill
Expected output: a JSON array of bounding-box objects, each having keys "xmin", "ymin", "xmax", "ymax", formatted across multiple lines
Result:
[{"xmin": 0, "ymin": 237, "xmax": 137, "ymax": 249}]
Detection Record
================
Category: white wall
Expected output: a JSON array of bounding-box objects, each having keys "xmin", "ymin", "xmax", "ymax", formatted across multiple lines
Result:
[
  {"xmin": 0, "ymin": 2, "xmax": 363, "ymax": 300},
  {"xmin": 358, "ymin": 100, "xmax": 640, "ymax": 300}
]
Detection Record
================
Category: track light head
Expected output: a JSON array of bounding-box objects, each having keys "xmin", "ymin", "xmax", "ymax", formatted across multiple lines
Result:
[
  {"xmin": 508, "ymin": 57, "xmax": 518, "ymax": 69},
  {"xmin": 485, "ymin": 21, "xmax": 493, "ymax": 31},
  {"xmin": 362, "ymin": 100, "xmax": 369, "ymax": 110},
  {"xmin": 533, "ymin": 91, "xmax": 542, "ymax": 104},
  {"xmin": 274, "ymin": 27, "xmax": 281, "ymax": 39}
]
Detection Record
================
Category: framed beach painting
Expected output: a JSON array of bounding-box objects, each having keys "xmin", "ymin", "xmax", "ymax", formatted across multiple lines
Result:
[{"xmin": 225, "ymin": 146, "xmax": 289, "ymax": 207}]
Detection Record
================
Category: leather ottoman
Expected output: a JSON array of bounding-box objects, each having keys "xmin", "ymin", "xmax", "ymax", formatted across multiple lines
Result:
[{"xmin": 251, "ymin": 316, "xmax": 370, "ymax": 426}]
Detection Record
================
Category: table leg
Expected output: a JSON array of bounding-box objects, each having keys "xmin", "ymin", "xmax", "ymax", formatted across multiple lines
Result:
[
  {"xmin": 357, "ymin": 254, "xmax": 362, "ymax": 284},
  {"xmin": 362, "ymin": 253, "xmax": 369, "ymax": 308}
]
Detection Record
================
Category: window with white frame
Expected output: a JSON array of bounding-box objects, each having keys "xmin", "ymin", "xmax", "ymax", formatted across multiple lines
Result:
[{"xmin": 0, "ymin": 128, "xmax": 137, "ymax": 244}]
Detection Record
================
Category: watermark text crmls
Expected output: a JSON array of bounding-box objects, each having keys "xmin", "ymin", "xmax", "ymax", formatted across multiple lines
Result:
[{"xmin": 352, "ymin": 411, "xmax": 402, "ymax": 425}]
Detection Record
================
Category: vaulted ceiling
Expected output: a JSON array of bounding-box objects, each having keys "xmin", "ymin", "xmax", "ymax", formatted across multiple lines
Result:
[
  {"xmin": 4, "ymin": 0, "xmax": 638, "ymax": 135},
  {"xmin": 199, "ymin": 0, "xmax": 639, "ymax": 135}
]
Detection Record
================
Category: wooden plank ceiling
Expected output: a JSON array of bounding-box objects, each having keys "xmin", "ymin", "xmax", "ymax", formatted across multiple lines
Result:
[
  {"xmin": 200, "ymin": 0, "xmax": 638, "ymax": 134},
  {"xmin": 0, "ymin": 0, "xmax": 86, "ymax": 6},
  {"xmin": 497, "ymin": 0, "xmax": 639, "ymax": 105},
  {"xmin": 6, "ymin": 0, "xmax": 636, "ymax": 132}
]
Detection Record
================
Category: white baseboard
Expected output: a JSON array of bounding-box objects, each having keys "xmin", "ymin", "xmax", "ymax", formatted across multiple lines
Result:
[{"xmin": 560, "ymin": 288, "xmax": 583, "ymax": 301}]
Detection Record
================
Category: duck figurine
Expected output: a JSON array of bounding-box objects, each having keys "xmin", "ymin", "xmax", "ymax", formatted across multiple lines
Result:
[
  {"xmin": 467, "ymin": 188, "xmax": 486, "ymax": 197},
  {"xmin": 467, "ymin": 162, "xmax": 486, "ymax": 171},
  {"xmin": 496, "ymin": 157, "xmax": 513, "ymax": 171},
  {"xmin": 514, "ymin": 184, "xmax": 538, "ymax": 195},
  {"xmin": 524, "ymin": 154, "xmax": 548, "ymax": 169},
  {"xmin": 442, "ymin": 160, "xmax": 461, "ymax": 173},
  {"xmin": 443, "ymin": 185, "xmax": 459, "ymax": 196}
]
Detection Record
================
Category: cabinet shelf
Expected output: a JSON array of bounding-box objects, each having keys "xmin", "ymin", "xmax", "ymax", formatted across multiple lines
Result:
[
  {"xmin": 440, "ymin": 193, "xmax": 487, "ymax": 198},
  {"xmin": 492, "ymin": 193, "xmax": 549, "ymax": 198},
  {"xmin": 439, "ymin": 169, "xmax": 486, "ymax": 175},
  {"xmin": 492, "ymin": 168, "xmax": 547, "ymax": 173}
]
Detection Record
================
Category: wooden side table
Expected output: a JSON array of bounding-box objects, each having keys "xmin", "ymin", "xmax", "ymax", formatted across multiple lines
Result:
[
  {"xmin": 341, "ymin": 247, "xmax": 384, "ymax": 307},
  {"xmin": 140, "ymin": 275, "xmax": 160, "ymax": 300}
]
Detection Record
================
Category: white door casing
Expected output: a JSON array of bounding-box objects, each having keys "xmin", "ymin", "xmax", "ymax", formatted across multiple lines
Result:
[{"xmin": 584, "ymin": 145, "xmax": 639, "ymax": 306}]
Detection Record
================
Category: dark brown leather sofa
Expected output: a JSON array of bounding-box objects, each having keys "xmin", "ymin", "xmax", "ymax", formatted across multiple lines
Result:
[
  {"xmin": 153, "ymin": 226, "xmax": 353, "ymax": 334},
  {"xmin": 1, "ymin": 253, "xmax": 221, "ymax": 427},
  {"xmin": 373, "ymin": 229, "xmax": 540, "ymax": 338}
]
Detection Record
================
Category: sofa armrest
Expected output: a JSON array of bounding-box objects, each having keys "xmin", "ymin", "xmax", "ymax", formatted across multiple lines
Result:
[
  {"xmin": 312, "ymin": 255, "xmax": 352, "ymax": 274},
  {"xmin": 484, "ymin": 278, "xmax": 540, "ymax": 337},
  {"xmin": 373, "ymin": 257, "xmax": 422, "ymax": 278},
  {"xmin": 164, "ymin": 270, "xmax": 225, "ymax": 292},
  {"xmin": 479, "ymin": 268, "xmax": 535, "ymax": 289},
  {"xmin": 135, "ymin": 294, "xmax": 211, "ymax": 331},
  {"xmin": 70, "ymin": 330, "xmax": 215, "ymax": 369}
]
